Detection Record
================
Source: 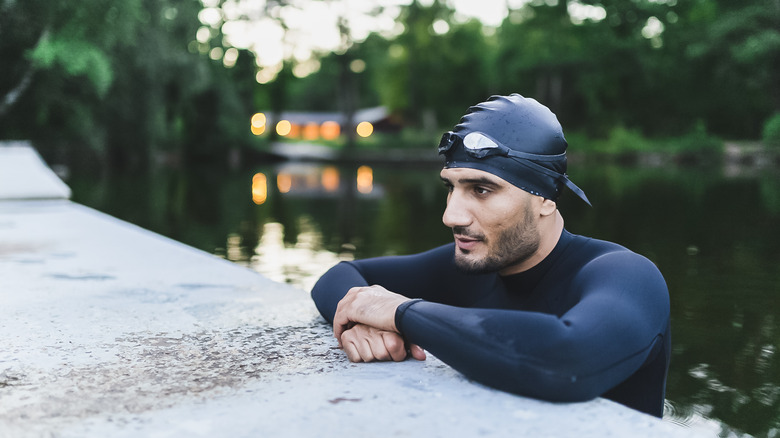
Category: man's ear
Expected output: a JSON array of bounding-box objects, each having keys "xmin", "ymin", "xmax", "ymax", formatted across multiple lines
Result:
[{"xmin": 540, "ymin": 198, "xmax": 557, "ymax": 217}]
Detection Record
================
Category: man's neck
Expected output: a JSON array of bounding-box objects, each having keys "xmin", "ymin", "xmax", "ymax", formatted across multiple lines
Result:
[{"xmin": 499, "ymin": 210, "xmax": 564, "ymax": 276}]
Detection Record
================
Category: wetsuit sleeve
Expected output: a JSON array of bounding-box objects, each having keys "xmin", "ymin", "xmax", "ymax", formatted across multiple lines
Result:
[
  {"xmin": 395, "ymin": 251, "xmax": 670, "ymax": 404},
  {"xmin": 311, "ymin": 244, "xmax": 481, "ymax": 323}
]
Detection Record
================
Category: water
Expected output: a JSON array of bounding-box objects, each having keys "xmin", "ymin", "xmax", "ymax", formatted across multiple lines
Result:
[{"xmin": 68, "ymin": 159, "xmax": 780, "ymax": 437}]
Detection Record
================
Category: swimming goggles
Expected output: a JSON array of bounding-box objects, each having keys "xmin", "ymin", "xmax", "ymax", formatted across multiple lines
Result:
[{"xmin": 438, "ymin": 131, "xmax": 591, "ymax": 205}]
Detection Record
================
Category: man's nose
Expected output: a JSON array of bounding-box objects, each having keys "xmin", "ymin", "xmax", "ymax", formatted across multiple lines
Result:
[{"xmin": 442, "ymin": 192, "xmax": 472, "ymax": 228}]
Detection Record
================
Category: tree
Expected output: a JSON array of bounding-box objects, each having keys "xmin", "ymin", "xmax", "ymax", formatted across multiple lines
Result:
[{"xmin": 0, "ymin": 0, "xmax": 259, "ymax": 169}]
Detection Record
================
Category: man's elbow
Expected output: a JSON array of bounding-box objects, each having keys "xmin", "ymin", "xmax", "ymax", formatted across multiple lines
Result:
[
  {"xmin": 462, "ymin": 351, "xmax": 612, "ymax": 404},
  {"xmin": 496, "ymin": 368, "xmax": 605, "ymax": 404}
]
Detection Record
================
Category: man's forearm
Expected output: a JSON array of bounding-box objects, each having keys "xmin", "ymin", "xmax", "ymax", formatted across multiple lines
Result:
[
  {"xmin": 311, "ymin": 261, "xmax": 370, "ymax": 323},
  {"xmin": 332, "ymin": 285, "xmax": 411, "ymax": 341}
]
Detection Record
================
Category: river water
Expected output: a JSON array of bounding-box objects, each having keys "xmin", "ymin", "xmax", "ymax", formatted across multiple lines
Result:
[{"xmin": 69, "ymin": 158, "xmax": 780, "ymax": 437}]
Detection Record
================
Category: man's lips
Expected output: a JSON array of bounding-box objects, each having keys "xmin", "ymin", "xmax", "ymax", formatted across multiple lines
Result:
[{"xmin": 453, "ymin": 234, "xmax": 483, "ymax": 251}]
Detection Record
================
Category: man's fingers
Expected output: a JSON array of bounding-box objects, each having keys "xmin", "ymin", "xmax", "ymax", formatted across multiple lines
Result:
[
  {"xmin": 342, "ymin": 340, "xmax": 363, "ymax": 362},
  {"xmin": 341, "ymin": 326, "xmax": 380, "ymax": 362},
  {"xmin": 381, "ymin": 331, "xmax": 408, "ymax": 362},
  {"xmin": 332, "ymin": 299, "xmax": 349, "ymax": 341},
  {"xmin": 408, "ymin": 343, "xmax": 427, "ymax": 361},
  {"xmin": 341, "ymin": 334, "xmax": 374, "ymax": 362},
  {"xmin": 368, "ymin": 340, "xmax": 392, "ymax": 361},
  {"xmin": 339, "ymin": 325, "xmax": 411, "ymax": 363}
]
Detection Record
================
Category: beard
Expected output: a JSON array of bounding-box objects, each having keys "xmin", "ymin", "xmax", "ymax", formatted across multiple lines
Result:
[{"xmin": 452, "ymin": 207, "xmax": 540, "ymax": 274}]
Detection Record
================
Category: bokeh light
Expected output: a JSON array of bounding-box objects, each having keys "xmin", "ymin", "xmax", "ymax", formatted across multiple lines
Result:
[
  {"xmin": 277, "ymin": 173, "xmax": 292, "ymax": 193},
  {"xmin": 252, "ymin": 173, "xmax": 268, "ymax": 205},
  {"xmin": 321, "ymin": 121, "xmax": 340, "ymax": 140},
  {"xmin": 356, "ymin": 121, "xmax": 373, "ymax": 138},
  {"xmin": 356, "ymin": 165, "xmax": 373, "ymax": 194},
  {"xmin": 288, "ymin": 123, "xmax": 301, "ymax": 138},
  {"xmin": 321, "ymin": 166, "xmax": 340, "ymax": 192},
  {"xmin": 251, "ymin": 112, "xmax": 266, "ymax": 128},
  {"xmin": 303, "ymin": 123, "xmax": 320, "ymax": 140},
  {"xmin": 251, "ymin": 112, "xmax": 266, "ymax": 136},
  {"xmin": 276, "ymin": 120, "xmax": 292, "ymax": 136}
]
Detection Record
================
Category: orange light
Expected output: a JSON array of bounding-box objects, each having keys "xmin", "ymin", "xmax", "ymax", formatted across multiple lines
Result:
[
  {"xmin": 251, "ymin": 124, "xmax": 266, "ymax": 136},
  {"xmin": 321, "ymin": 121, "xmax": 340, "ymax": 140},
  {"xmin": 302, "ymin": 122, "xmax": 319, "ymax": 140},
  {"xmin": 277, "ymin": 173, "xmax": 292, "ymax": 193},
  {"xmin": 288, "ymin": 123, "xmax": 301, "ymax": 138},
  {"xmin": 321, "ymin": 166, "xmax": 340, "ymax": 192},
  {"xmin": 276, "ymin": 120, "xmax": 292, "ymax": 136},
  {"xmin": 252, "ymin": 173, "xmax": 268, "ymax": 205},
  {"xmin": 356, "ymin": 165, "xmax": 373, "ymax": 194},
  {"xmin": 251, "ymin": 113, "xmax": 267, "ymax": 128},
  {"xmin": 356, "ymin": 121, "xmax": 373, "ymax": 138}
]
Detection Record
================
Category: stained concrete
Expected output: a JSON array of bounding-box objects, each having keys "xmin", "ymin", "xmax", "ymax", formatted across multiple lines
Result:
[{"xmin": 0, "ymin": 144, "xmax": 711, "ymax": 437}]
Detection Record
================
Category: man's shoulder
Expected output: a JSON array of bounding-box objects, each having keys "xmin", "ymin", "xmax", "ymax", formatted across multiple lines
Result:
[
  {"xmin": 564, "ymin": 231, "xmax": 631, "ymax": 258},
  {"xmin": 564, "ymin": 232, "xmax": 663, "ymax": 278}
]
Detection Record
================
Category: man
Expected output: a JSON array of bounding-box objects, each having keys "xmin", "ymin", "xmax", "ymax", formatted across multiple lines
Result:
[{"xmin": 310, "ymin": 94, "xmax": 671, "ymax": 418}]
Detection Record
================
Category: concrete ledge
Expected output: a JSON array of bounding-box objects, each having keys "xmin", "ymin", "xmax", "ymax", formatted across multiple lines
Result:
[
  {"xmin": 0, "ymin": 147, "xmax": 708, "ymax": 437},
  {"xmin": 0, "ymin": 142, "xmax": 71, "ymax": 200}
]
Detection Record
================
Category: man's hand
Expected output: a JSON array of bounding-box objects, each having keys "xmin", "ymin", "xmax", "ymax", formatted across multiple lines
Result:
[
  {"xmin": 333, "ymin": 285, "xmax": 410, "ymax": 343},
  {"xmin": 340, "ymin": 324, "xmax": 426, "ymax": 362}
]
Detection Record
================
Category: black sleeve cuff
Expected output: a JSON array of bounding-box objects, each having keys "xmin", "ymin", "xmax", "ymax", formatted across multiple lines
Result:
[{"xmin": 394, "ymin": 298, "xmax": 423, "ymax": 335}]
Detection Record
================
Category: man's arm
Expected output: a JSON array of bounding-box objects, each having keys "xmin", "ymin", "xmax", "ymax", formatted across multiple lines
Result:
[
  {"xmin": 327, "ymin": 249, "xmax": 669, "ymax": 404},
  {"xmin": 311, "ymin": 243, "xmax": 484, "ymax": 323},
  {"xmin": 312, "ymin": 258, "xmax": 436, "ymax": 362},
  {"xmin": 392, "ymin": 251, "xmax": 670, "ymax": 403}
]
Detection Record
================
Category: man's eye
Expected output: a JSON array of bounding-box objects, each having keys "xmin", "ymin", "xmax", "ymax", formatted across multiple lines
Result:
[{"xmin": 474, "ymin": 186, "xmax": 490, "ymax": 195}]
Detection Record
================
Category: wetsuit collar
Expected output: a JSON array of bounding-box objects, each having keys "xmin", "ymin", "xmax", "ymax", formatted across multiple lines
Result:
[{"xmin": 500, "ymin": 229, "xmax": 575, "ymax": 291}]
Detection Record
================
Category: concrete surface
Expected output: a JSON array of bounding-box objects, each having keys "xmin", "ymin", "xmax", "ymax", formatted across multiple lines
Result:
[
  {"xmin": 0, "ymin": 144, "xmax": 710, "ymax": 437},
  {"xmin": 0, "ymin": 142, "xmax": 71, "ymax": 200}
]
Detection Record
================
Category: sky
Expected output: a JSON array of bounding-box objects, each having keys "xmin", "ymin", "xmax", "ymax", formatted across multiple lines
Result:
[
  {"xmin": 197, "ymin": 0, "xmax": 618, "ymax": 80},
  {"xmin": 198, "ymin": 0, "xmax": 528, "ymax": 78}
]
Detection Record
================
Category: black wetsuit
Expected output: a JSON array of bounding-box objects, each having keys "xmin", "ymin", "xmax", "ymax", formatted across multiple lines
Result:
[{"xmin": 311, "ymin": 229, "xmax": 671, "ymax": 417}]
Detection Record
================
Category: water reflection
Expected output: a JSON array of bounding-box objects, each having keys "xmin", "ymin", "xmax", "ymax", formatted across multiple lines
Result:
[
  {"xmin": 246, "ymin": 220, "xmax": 353, "ymax": 292},
  {"xmin": 271, "ymin": 163, "xmax": 382, "ymax": 198},
  {"xmin": 67, "ymin": 160, "xmax": 780, "ymax": 438},
  {"xmin": 251, "ymin": 173, "xmax": 267, "ymax": 205}
]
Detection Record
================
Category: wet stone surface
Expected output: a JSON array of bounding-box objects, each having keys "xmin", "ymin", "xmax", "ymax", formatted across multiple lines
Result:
[{"xmin": 1, "ymin": 320, "xmax": 343, "ymax": 425}]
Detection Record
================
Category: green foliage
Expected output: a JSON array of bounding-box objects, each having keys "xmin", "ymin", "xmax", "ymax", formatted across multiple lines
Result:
[
  {"xmin": 667, "ymin": 121, "xmax": 723, "ymax": 156},
  {"xmin": 571, "ymin": 121, "xmax": 722, "ymax": 160},
  {"xmin": 1, "ymin": 0, "xmax": 258, "ymax": 169},
  {"xmin": 372, "ymin": 1, "xmax": 492, "ymax": 129},
  {"xmin": 763, "ymin": 113, "xmax": 780, "ymax": 148},
  {"xmin": 600, "ymin": 126, "xmax": 652, "ymax": 155},
  {"xmin": 30, "ymin": 36, "xmax": 114, "ymax": 96},
  {"xmin": 2, "ymin": 0, "xmax": 778, "ymax": 168}
]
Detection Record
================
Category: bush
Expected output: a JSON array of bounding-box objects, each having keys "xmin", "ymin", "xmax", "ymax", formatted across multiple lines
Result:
[
  {"xmin": 762, "ymin": 113, "xmax": 780, "ymax": 148},
  {"xmin": 665, "ymin": 120, "xmax": 722, "ymax": 156}
]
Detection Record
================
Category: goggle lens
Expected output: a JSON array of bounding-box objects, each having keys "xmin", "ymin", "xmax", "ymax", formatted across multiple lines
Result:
[{"xmin": 438, "ymin": 131, "xmax": 506, "ymax": 159}]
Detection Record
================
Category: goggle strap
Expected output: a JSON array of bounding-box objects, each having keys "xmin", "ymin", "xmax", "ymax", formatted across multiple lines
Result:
[
  {"xmin": 505, "ymin": 149, "xmax": 566, "ymax": 162},
  {"xmin": 510, "ymin": 157, "xmax": 592, "ymax": 206}
]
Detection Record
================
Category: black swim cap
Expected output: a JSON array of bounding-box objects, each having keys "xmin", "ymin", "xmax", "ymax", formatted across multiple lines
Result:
[{"xmin": 438, "ymin": 94, "xmax": 590, "ymax": 205}]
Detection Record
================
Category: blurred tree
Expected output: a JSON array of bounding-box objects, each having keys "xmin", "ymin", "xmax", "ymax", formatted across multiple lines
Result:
[
  {"xmin": 372, "ymin": 0, "xmax": 492, "ymax": 130},
  {"xmin": 670, "ymin": 0, "xmax": 780, "ymax": 138},
  {"xmin": 3, "ymin": 0, "xmax": 778, "ymax": 170},
  {"xmin": 494, "ymin": 0, "xmax": 778, "ymax": 140},
  {"xmin": 0, "ymin": 0, "xmax": 258, "ymax": 170},
  {"xmin": 0, "ymin": 0, "xmax": 140, "ymax": 117}
]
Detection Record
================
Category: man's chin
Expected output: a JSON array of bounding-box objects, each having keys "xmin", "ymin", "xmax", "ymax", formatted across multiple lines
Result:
[{"xmin": 453, "ymin": 252, "xmax": 495, "ymax": 275}]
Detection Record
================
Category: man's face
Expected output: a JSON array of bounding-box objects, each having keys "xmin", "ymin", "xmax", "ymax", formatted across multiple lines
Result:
[{"xmin": 440, "ymin": 167, "xmax": 542, "ymax": 274}]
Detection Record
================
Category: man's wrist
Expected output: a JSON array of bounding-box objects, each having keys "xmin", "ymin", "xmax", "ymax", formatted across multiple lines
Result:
[{"xmin": 394, "ymin": 298, "xmax": 423, "ymax": 335}]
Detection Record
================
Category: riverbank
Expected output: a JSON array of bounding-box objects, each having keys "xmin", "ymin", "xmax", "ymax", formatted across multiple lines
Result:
[
  {"xmin": 0, "ymin": 143, "xmax": 713, "ymax": 437},
  {"xmin": 256, "ymin": 130, "xmax": 779, "ymax": 168}
]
